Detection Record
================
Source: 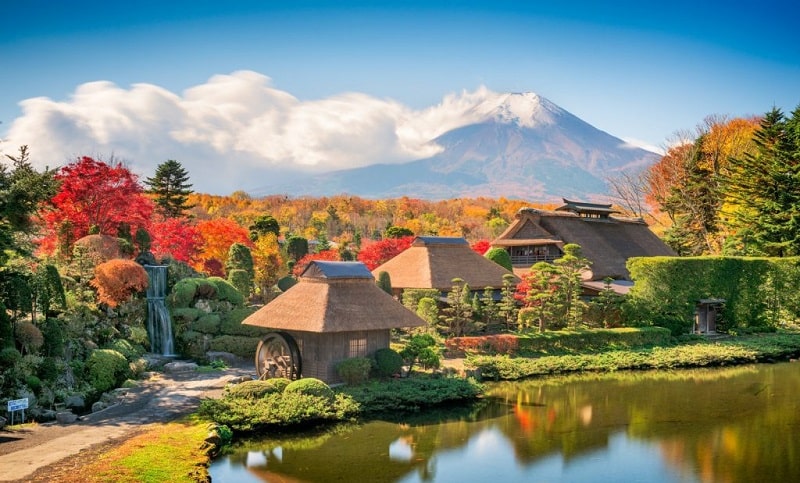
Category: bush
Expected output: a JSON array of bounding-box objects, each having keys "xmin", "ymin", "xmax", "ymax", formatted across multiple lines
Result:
[
  {"xmin": 284, "ymin": 378, "xmax": 335, "ymax": 401},
  {"xmin": 15, "ymin": 321, "xmax": 44, "ymax": 355},
  {"xmin": 219, "ymin": 308, "xmax": 261, "ymax": 336},
  {"xmin": 336, "ymin": 357, "xmax": 373, "ymax": 385},
  {"xmin": 90, "ymin": 259, "xmax": 149, "ymax": 307},
  {"xmin": 225, "ymin": 378, "xmax": 290, "ymax": 399},
  {"xmin": 227, "ymin": 269, "xmax": 253, "ymax": 298},
  {"xmin": 372, "ymin": 348, "xmax": 403, "ymax": 377},
  {"xmin": 0, "ymin": 347, "xmax": 22, "ymax": 370},
  {"xmin": 445, "ymin": 334, "xmax": 519, "ymax": 356},
  {"xmin": 85, "ymin": 349, "xmax": 130, "ymax": 394},
  {"xmin": 339, "ymin": 376, "xmax": 483, "ymax": 413},
  {"xmin": 191, "ymin": 314, "xmax": 221, "ymax": 334},
  {"xmin": 25, "ymin": 375, "xmax": 42, "ymax": 393},
  {"xmin": 207, "ymin": 277, "xmax": 245, "ymax": 306},
  {"xmin": 106, "ymin": 339, "xmax": 142, "ymax": 362},
  {"xmin": 208, "ymin": 335, "xmax": 260, "ymax": 358},
  {"xmin": 484, "ymin": 247, "xmax": 513, "ymax": 271}
]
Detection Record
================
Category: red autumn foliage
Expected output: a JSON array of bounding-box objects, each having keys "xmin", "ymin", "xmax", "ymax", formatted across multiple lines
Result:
[
  {"xmin": 293, "ymin": 249, "xmax": 340, "ymax": 276},
  {"xmin": 356, "ymin": 236, "xmax": 414, "ymax": 271},
  {"xmin": 470, "ymin": 239, "xmax": 491, "ymax": 255},
  {"xmin": 149, "ymin": 217, "xmax": 202, "ymax": 264},
  {"xmin": 90, "ymin": 259, "xmax": 149, "ymax": 307},
  {"xmin": 445, "ymin": 334, "xmax": 519, "ymax": 356},
  {"xmin": 39, "ymin": 156, "xmax": 154, "ymax": 255},
  {"xmin": 202, "ymin": 259, "xmax": 225, "ymax": 277}
]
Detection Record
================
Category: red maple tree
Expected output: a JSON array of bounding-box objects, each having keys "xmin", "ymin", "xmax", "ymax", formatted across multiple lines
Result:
[
  {"xmin": 193, "ymin": 218, "xmax": 252, "ymax": 275},
  {"xmin": 149, "ymin": 217, "xmax": 202, "ymax": 264},
  {"xmin": 91, "ymin": 259, "xmax": 149, "ymax": 307},
  {"xmin": 356, "ymin": 236, "xmax": 414, "ymax": 271},
  {"xmin": 38, "ymin": 156, "xmax": 153, "ymax": 255},
  {"xmin": 470, "ymin": 239, "xmax": 491, "ymax": 255}
]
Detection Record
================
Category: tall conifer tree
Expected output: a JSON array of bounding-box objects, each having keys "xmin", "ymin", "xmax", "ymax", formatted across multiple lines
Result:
[{"xmin": 145, "ymin": 160, "xmax": 195, "ymax": 218}]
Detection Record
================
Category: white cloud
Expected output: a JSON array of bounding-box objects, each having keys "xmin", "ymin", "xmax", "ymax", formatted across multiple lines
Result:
[{"xmin": 1, "ymin": 72, "xmax": 544, "ymax": 193}]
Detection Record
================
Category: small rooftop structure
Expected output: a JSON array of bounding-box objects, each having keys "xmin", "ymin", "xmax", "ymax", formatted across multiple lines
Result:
[
  {"xmin": 372, "ymin": 236, "xmax": 519, "ymax": 292},
  {"xmin": 556, "ymin": 198, "xmax": 620, "ymax": 219},
  {"xmin": 242, "ymin": 261, "xmax": 425, "ymax": 383}
]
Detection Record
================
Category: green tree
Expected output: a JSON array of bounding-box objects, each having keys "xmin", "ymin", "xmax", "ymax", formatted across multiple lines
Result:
[
  {"xmin": 484, "ymin": 247, "xmax": 513, "ymax": 271},
  {"xmin": 285, "ymin": 236, "xmax": 309, "ymax": 261},
  {"xmin": 376, "ymin": 271, "xmax": 392, "ymax": 295},
  {"xmin": 226, "ymin": 243, "xmax": 254, "ymax": 296},
  {"xmin": 399, "ymin": 333, "xmax": 440, "ymax": 374},
  {"xmin": 439, "ymin": 278, "xmax": 473, "ymax": 337},
  {"xmin": 553, "ymin": 243, "xmax": 590, "ymax": 328},
  {"xmin": 497, "ymin": 273, "xmax": 519, "ymax": 331},
  {"xmin": 522, "ymin": 262, "xmax": 559, "ymax": 333},
  {"xmin": 145, "ymin": 159, "xmax": 195, "ymax": 218},
  {"xmin": 416, "ymin": 297, "xmax": 439, "ymax": 333},
  {"xmin": 385, "ymin": 226, "xmax": 414, "ymax": 239},
  {"xmin": 249, "ymin": 214, "xmax": 280, "ymax": 241},
  {"xmin": 723, "ymin": 107, "xmax": 800, "ymax": 256}
]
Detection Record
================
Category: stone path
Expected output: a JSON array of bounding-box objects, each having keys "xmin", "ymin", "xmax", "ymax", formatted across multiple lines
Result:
[{"xmin": 0, "ymin": 365, "xmax": 254, "ymax": 482}]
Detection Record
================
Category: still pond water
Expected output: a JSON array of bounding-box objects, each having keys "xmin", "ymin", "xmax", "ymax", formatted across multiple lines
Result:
[{"xmin": 210, "ymin": 362, "xmax": 800, "ymax": 483}]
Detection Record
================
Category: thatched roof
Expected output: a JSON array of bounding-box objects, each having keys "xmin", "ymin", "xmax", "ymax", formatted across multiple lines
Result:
[
  {"xmin": 372, "ymin": 236, "xmax": 519, "ymax": 290},
  {"xmin": 242, "ymin": 261, "xmax": 425, "ymax": 333},
  {"xmin": 492, "ymin": 207, "xmax": 676, "ymax": 280}
]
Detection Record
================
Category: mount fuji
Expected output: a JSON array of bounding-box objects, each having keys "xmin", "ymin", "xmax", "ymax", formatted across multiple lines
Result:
[{"xmin": 253, "ymin": 92, "xmax": 658, "ymax": 201}]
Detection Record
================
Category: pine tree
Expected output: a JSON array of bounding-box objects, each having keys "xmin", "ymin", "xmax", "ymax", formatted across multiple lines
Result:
[
  {"xmin": 724, "ymin": 107, "xmax": 800, "ymax": 256},
  {"xmin": 145, "ymin": 160, "xmax": 195, "ymax": 218}
]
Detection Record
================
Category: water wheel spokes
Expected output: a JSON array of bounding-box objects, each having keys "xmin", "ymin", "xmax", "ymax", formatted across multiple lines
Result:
[{"xmin": 255, "ymin": 332, "xmax": 301, "ymax": 380}]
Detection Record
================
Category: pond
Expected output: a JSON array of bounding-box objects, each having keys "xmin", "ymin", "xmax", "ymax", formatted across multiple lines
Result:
[{"xmin": 210, "ymin": 362, "xmax": 800, "ymax": 482}]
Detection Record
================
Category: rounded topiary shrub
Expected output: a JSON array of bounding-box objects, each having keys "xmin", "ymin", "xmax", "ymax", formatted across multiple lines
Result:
[
  {"xmin": 208, "ymin": 335, "xmax": 259, "ymax": 358},
  {"xmin": 106, "ymin": 339, "xmax": 141, "ymax": 362},
  {"xmin": 85, "ymin": 349, "xmax": 130, "ymax": 394},
  {"xmin": 226, "ymin": 378, "xmax": 290, "ymax": 399},
  {"xmin": 191, "ymin": 314, "xmax": 221, "ymax": 334},
  {"xmin": 372, "ymin": 348, "xmax": 403, "ymax": 378},
  {"xmin": 0, "ymin": 347, "xmax": 22, "ymax": 370},
  {"xmin": 284, "ymin": 378, "xmax": 334, "ymax": 401},
  {"xmin": 484, "ymin": 247, "xmax": 513, "ymax": 271},
  {"xmin": 207, "ymin": 277, "xmax": 244, "ymax": 306},
  {"xmin": 336, "ymin": 357, "xmax": 373, "ymax": 385}
]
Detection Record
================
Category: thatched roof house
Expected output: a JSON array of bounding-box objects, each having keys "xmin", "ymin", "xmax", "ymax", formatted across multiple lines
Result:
[
  {"xmin": 242, "ymin": 261, "xmax": 424, "ymax": 383},
  {"xmin": 492, "ymin": 201, "xmax": 675, "ymax": 280},
  {"xmin": 372, "ymin": 236, "xmax": 519, "ymax": 293}
]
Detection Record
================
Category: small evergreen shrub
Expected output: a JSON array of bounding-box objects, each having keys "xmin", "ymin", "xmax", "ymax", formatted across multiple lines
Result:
[
  {"xmin": 336, "ymin": 357, "xmax": 373, "ymax": 385},
  {"xmin": 372, "ymin": 348, "xmax": 403, "ymax": 377},
  {"xmin": 107, "ymin": 339, "xmax": 141, "ymax": 361},
  {"xmin": 227, "ymin": 269, "xmax": 253, "ymax": 298},
  {"xmin": 85, "ymin": 349, "xmax": 130, "ymax": 394},
  {"xmin": 0, "ymin": 347, "xmax": 22, "ymax": 370},
  {"xmin": 25, "ymin": 375, "xmax": 42, "ymax": 394},
  {"xmin": 191, "ymin": 314, "xmax": 221, "ymax": 334},
  {"xmin": 171, "ymin": 308, "xmax": 203, "ymax": 324},
  {"xmin": 208, "ymin": 335, "xmax": 259, "ymax": 358},
  {"xmin": 484, "ymin": 247, "xmax": 513, "ymax": 271},
  {"xmin": 284, "ymin": 378, "xmax": 335, "ymax": 401},
  {"xmin": 225, "ymin": 378, "xmax": 290, "ymax": 399},
  {"xmin": 219, "ymin": 308, "xmax": 261, "ymax": 336},
  {"xmin": 207, "ymin": 277, "xmax": 244, "ymax": 306},
  {"xmin": 170, "ymin": 279, "xmax": 202, "ymax": 308}
]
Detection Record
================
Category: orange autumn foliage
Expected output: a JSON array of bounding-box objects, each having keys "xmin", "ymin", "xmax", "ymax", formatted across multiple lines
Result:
[{"xmin": 91, "ymin": 259, "xmax": 149, "ymax": 307}]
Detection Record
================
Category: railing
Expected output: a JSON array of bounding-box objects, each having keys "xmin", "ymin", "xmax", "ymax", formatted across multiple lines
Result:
[{"xmin": 511, "ymin": 254, "xmax": 558, "ymax": 266}]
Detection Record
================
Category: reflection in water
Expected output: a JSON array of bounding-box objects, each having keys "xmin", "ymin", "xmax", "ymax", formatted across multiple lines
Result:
[{"xmin": 210, "ymin": 362, "xmax": 800, "ymax": 482}]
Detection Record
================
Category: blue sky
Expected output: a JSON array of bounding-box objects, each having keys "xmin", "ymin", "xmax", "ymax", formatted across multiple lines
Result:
[{"xmin": 1, "ymin": 0, "xmax": 798, "ymax": 194}]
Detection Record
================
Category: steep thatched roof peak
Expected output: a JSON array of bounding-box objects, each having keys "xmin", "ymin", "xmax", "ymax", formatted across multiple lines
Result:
[{"xmin": 242, "ymin": 261, "xmax": 425, "ymax": 333}]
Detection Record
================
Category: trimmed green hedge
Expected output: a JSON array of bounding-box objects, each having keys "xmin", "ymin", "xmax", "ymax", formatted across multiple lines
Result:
[
  {"xmin": 517, "ymin": 327, "xmax": 672, "ymax": 354},
  {"xmin": 208, "ymin": 335, "xmax": 260, "ymax": 358},
  {"xmin": 627, "ymin": 256, "xmax": 800, "ymax": 332}
]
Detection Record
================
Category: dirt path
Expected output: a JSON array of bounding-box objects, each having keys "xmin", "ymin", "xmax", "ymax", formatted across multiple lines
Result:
[{"xmin": 0, "ymin": 365, "xmax": 254, "ymax": 482}]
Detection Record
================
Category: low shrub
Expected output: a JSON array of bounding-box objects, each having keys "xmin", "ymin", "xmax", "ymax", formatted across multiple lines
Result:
[
  {"xmin": 191, "ymin": 314, "xmax": 221, "ymax": 334},
  {"xmin": 207, "ymin": 277, "xmax": 244, "ymax": 306},
  {"xmin": 336, "ymin": 357, "xmax": 373, "ymax": 385},
  {"xmin": 106, "ymin": 339, "xmax": 141, "ymax": 362},
  {"xmin": 199, "ymin": 391, "xmax": 359, "ymax": 432},
  {"xmin": 445, "ymin": 334, "xmax": 519, "ymax": 356},
  {"xmin": 284, "ymin": 378, "xmax": 335, "ymax": 401},
  {"xmin": 171, "ymin": 308, "xmax": 203, "ymax": 325},
  {"xmin": 339, "ymin": 376, "xmax": 483, "ymax": 413},
  {"xmin": 208, "ymin": 335, "xmax": 259, "ymax": 358},
  {"xmin": 85, "ymin": 349, "xmax": 130, "ymax": 394},
  {"xmin": 0, "ymin": 347, "xmax": 22, "ymax": 370},
  {"xmin": 225, "ymin": 379, "xmax": 290, "ymax": 399},
  {"xmin": 372, "ymin": 348, "xmax": 403, "ymax": 377},
  {"xmin": 516, "ymin": 327, "xmax": 672, "ymax": 355},
  {"xmin": 219, "ymin": 308, "xmax": 261, "ymax": 336}
]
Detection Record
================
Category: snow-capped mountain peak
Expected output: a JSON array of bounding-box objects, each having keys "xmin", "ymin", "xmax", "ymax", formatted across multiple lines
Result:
[{"xmin": 471, "ymin": 92, "xmax": 562, "ymax": 128}]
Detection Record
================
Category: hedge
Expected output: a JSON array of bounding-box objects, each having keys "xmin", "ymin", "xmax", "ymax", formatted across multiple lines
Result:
[{"xmin": 627, "ymin": 256, "xmax": 800, "ymax": 331}]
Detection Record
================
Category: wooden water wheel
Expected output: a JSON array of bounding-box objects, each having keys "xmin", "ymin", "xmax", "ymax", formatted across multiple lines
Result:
[{"xmin": 255, "ymin": 332, "xmax": 301, "ymax": 380}]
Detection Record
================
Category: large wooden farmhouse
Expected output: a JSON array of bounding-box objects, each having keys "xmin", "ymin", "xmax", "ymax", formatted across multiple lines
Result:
[
  {"xmin": 491, "ymin": 200, "xmax": 675, "ymax": 284},
  {"xmin": 242, "ymin": 261, "xmax": 425, "ymax": 384},
  {"xmin": 372, "ymin": 236, "xmax": 520, "ymax": 296}
]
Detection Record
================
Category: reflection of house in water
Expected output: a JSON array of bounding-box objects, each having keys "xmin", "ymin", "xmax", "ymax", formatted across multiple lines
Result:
[
  {"xmin": 491, "ymin": 200, "xmax": 675, "ymax": 291},
  {"xmin": 242, "ymin": 261, "xmax": 425, "ymax": 384}
]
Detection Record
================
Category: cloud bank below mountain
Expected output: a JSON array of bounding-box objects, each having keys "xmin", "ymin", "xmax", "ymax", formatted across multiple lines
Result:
[{"xmin": 3, "ymin": 70, "xmax": 651, "ymax": 194}]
